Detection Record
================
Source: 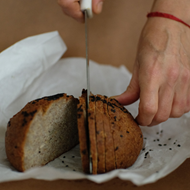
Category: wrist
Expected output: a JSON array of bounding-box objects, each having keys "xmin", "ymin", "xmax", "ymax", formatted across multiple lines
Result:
[{"xmin": 151, "ymin": 0, "xmax": 190, "ymax": 26}]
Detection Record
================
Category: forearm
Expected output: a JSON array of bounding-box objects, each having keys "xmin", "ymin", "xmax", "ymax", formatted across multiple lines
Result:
[{"xmin": 151, "ymin": 0, "xmax": 190, "ymax": 25}]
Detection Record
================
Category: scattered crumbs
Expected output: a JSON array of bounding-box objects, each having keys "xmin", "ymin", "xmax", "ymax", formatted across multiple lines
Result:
[
  {"xmin": 164, "ymin": 144, "xmax": 167, "ymax": 146},
  {"xmin": 153, "ymin": 139, "xmax": 156, "ymax": 142},
  {"xmin": 169, "ymin": 148, "xmax": 172, "ymax": 150},
  {"xmin": 66, "ymin": 165, "xmax": 68, "ymax": 167},
  {"xmin": 158, "ymin": 144, "xmax": 162, "ymax": 146},
  {"xmin": 160, "ymin": 130, "xmax": 163, "ymax": 133},
  {"xmin": 39, "ymin": 151, "xmax": 41, "ymax": 153},
  {"xmin": 62, "ymin": 161, "xmax": 64, "ymax": 163},
  {"xmin": 156, "ymin": 132, "xmax": 159, "ymax": 135},
  {"xmin": 142, "ymin": 148, "xmax": 145, "ymax": 151},
  {"xmin": 144, "ymin": 137, "xmax": 147, "ymax": 140},
  {"xmin": 168, "ymin": 138, "xmax": 171, "ymax": 140},
  {"xmin": 157, "ymin": 139, "xmax": 160, "ymax": 141},
  {"xmin": 149, "ymin": 149, "xmax": 153, "ymax": 151},
  {"xmin": 144, "ymin": 152, "xmax": 149, "ymax": 159},
  {"xmin": 72, "ymin": 156, "xmax": 75, "ymax": 158},
  {"xmin": 63, "ymin": 156, "xmax": 66, "ymax": 158},
  {"xmin": 145, "ymin": 152, "xmax": 149, "ymax": 157},
  {"xmin": 73, "ymin": 169, "xmax": 76, "ymax": 171},
  {"xmin": 177, "ymin": 144, "xmax": 181, "ymax": 147}
]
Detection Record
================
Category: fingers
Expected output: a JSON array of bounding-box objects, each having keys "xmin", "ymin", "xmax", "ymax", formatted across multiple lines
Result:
[
  {"xmin": 148, "ymin": 85, "xmax": 174, "ymax": 126},
  {"xmin": 170, "ymin": 70, "xmax": 190, "ymax": 118},
  {"xmin": 58, "ymin": 0, "xmax": 84, "ymax": 23},
  {"xmin": 92, "ymin": 0, "xmax": 104, "ymax": 14},
  {"xmin": 137, "ymin": 68, "xmax": 190, "ymax": 126},
  {"xmin": 58, "ymin": 0, "xmax": 104, "ymax": 22},
  {"xmin": 135, "ymin": 78, "xmax": 159, "ymax": 126},
  {"xmin": 115, "ymin": 68, "xmax": 140, "ymax": 105}
]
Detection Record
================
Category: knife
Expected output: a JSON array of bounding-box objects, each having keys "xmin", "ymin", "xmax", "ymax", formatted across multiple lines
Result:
[{"xmin": 80, "ymin": 0, "xmax": 93, "ymax": 174}]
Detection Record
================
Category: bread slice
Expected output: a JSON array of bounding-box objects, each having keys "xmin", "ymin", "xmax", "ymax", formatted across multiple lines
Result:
[
  {"xmin": 77, "ymin": 90, "xmax": 89, "ymax": 173},
  {"xmin": 107, "ymin": 98, "xmax": 143, "ymax": 169},
  {"xmin": 5, "ymin": 93, "xmax": 79, "ymax": 172},
  {"xmin": 95, "ymin": 95, "xmax": 106, "ymax": 173},
  {"xmin": 88, "ymin": 95, "xmax": 98, "ymax": 174},
  {"xmin": 103, "ymin": 96, "xmax": 116, "ymax": 172}
]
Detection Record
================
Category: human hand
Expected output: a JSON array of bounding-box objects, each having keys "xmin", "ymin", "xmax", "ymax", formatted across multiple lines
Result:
[
  {"xmin": 116, "ymin": 17, "xmax": 190, "ymax": 126},
  {"xmin": 57, "ymin": 0, "xmax": 104, "ymax": 22}
]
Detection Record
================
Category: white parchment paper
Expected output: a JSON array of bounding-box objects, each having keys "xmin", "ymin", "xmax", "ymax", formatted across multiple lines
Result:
[{"xmin": 0, "ymin": 31, "xmax": 190, "ymax": 186}]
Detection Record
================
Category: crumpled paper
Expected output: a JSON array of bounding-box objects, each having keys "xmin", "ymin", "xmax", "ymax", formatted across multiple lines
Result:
[{"xmin": 0, "ymin": 31, "xmax": 190, "ymax": 186}]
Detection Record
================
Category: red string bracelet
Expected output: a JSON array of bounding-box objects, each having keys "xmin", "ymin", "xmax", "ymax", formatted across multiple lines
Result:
[{"xmin": 147, "ymin": 12, "xmax": 190, "ymax": 29}]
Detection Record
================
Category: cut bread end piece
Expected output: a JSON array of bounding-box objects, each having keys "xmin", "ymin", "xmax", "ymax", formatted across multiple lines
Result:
[{"xmin": 5, "ymin": 93, "xmax": 79, "ymax": 172}]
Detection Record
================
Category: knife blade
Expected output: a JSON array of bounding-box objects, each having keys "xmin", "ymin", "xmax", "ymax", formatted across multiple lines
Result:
[{"xmin": 80, "ymin": 0, "xmax": 93, "ymax": 174}]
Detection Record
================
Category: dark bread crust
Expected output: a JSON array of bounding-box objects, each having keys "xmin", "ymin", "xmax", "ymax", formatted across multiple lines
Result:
[
  {"xmin": 95, "ymin": 95, "xmax": 106, "ymax": 174},
  {"xmin": 108, "ymin": 98, "xmax": 143, "ymax": 169},
  {"xmin": 5, "ymin": 93, "xmax": 77, "ymax": 172}
]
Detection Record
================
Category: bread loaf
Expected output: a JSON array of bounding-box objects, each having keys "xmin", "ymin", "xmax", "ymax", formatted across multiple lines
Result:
[{"xmin": 5, "ymin": 91, "xmax": 143, "ymax": 174}]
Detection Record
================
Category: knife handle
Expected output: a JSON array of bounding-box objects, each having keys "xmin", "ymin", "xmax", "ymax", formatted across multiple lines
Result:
[{"xmin": 80, "ymin": 0, "xmax": 93, "ymax": 18}]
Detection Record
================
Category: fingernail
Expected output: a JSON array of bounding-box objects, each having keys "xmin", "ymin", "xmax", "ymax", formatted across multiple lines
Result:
[{"xmin": 96, "ymin": 1, "xmax": 103, "ymax": 14}]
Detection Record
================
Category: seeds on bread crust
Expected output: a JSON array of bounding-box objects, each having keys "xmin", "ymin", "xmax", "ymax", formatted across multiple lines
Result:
[{"xmin": 108, "ymin": 98, "xmax": 143, "ymax": 169}]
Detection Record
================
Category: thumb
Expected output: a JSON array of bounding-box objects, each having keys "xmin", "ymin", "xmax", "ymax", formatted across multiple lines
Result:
[
  {"xmin": 114, "ymin": 75, "xmax": 140, "ymax": 106},
  {"xmin": 92, "ymin": 0, "xmax": 104, "ymax": 14}
]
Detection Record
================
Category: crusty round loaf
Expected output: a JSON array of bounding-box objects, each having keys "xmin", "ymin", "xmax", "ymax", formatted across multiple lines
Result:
[
  {"xmin": 5, "ymin": 93, "xmax": 79, "ymax": 172},
  {"xmin": 5, "ymin": 91, "xmax": 143, "ymax": 174}
]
